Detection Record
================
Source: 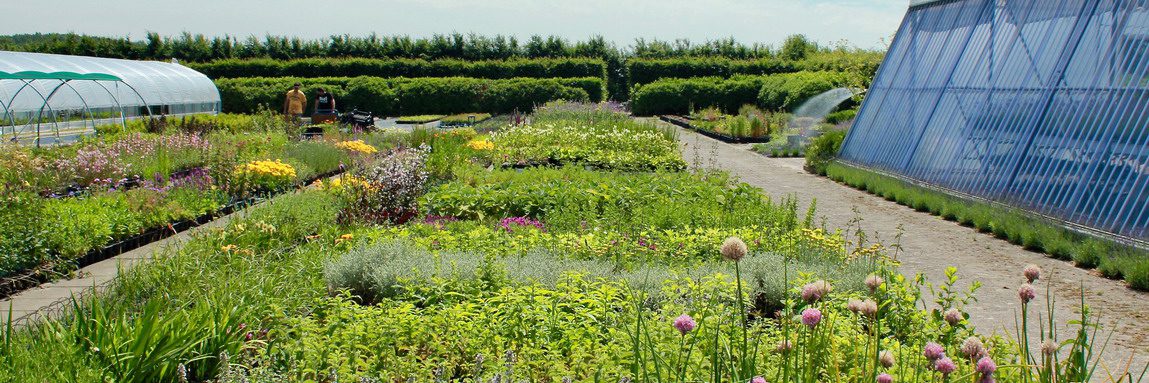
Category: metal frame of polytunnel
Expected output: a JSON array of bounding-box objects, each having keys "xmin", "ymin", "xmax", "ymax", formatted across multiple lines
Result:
[
  {"xmin": 839, "ymin": 0, "xmax": 1149, "ymax": 244},
  {"xmin": 0, "ymin": 70, "xmax": 152, "ymax": 146},
  {"xmin": 0, "ymin": 51, "xmax": 221, "ymax": 147}
]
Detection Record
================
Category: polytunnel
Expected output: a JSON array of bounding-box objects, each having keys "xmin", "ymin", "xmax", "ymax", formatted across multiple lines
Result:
[{"xmin": 0, "ymin": 51, "xmax": 220, "ymax": 146}]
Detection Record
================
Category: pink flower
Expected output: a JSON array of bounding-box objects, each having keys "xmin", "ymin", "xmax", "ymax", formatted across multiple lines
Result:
[
  {"xmin": 800, "ymin": 280, "xmax": 832, "ymax": 303},
  {"xmin": 923, "ymin": 342, "xmax": 945, "ymax": 361},
  {"xmin": 801, "ymin": 308, "xmax": 822, "ymax": 329},
  {"xmin": 976, "ymin": 356, "xmax": 997, "ymax": 375},
  {"xmin": 865, "ymin": 274, "xmax": 884, "ymax": 292},
  {"xmin": 961, "ymin": 337, "xmax": 987, "ymax": 360},
  {"xmin": 1018, "ymin": 283, "xmax": 1036, "ymax": 304},
  {"xmin": 876, "ymin": 373, "xmax": 894, "ymax": 383},
  {"xmin": 1023, "ymin": 264, "xmax": 1041, "ymax": 283},
  {"xmin": 673, "ymin": 314, "xmax": 696, "ymax": 335},
  {"xmin": 721, "ymin": 236, "xmax": 748, "ymax": 261},
  {"xmin": 934, "ymin": 357, "xmax": 956, "ymax": 375},
  {"xmin": 944, "ymin": 308, "xmax": 963, "ymax": 326},
  {"xmin": 751, "ymin": 377, "xmax": 767, "ymax": 383}
]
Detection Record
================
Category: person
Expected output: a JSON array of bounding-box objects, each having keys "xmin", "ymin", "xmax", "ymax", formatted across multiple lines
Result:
[
  {"xmin": 282, "ymin": 82, "xmax": 306, "ymax": 120},
  {"xmin": 313, "ymin": 88, "xmax": 336, "ymax": 115}
]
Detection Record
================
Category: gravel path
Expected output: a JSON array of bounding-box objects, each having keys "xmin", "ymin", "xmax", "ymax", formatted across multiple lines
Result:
[{"xmin": 671, "ymin": 124, "xmax": 1149, "ymax": 376}]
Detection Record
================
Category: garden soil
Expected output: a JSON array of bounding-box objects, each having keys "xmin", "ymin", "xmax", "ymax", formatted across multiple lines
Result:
[{"xmin": 668, "ymin": 123, "xmax": 1149, "ymax": 377}]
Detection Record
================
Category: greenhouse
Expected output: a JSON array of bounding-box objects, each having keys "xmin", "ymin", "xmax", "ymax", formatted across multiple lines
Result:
[
  {"xmin": 839, "ymin": 0, "xmax": 1149, "ymax": 242},
  {"xmin": 0, "ymin": 51, "xmax": 220, "ymax": 145}
]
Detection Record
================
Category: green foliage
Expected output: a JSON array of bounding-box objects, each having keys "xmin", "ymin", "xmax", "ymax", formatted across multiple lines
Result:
[
  {"xmin": 804, "ymin": 130, "xmax": 847, "ymax": 176},
  {"xmin": 780, "ymin": 34, "xmax": 816, "ymax": 61},
  {"xmin": 189, "ymin": 57, "xmax": 607, "ymax": 80},
  {"xmin": 215, "ymin": 76, "xmax": 597, "ymax": 115},
  {"xmin": 757, "ymin": 71, "xmax": 852, "ymax": 111},
  {"xmin": 824, "ymin": 109, "xmax": 857, "ymax": 125},
  {"xmin": 630, "ymin": 71, "xmax": 850, "ymax": 115}
]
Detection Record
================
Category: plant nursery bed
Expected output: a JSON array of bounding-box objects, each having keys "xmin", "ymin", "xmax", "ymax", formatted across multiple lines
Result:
[{"xmin": 658, "ymin": 115, "xmax": 771, "ymax": 144}]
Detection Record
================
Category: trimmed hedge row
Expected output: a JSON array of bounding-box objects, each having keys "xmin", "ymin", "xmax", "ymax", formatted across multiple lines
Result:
[
  {"xmin": 189, "ymin": 57, "xmax": 607, "ymax": 81},
  {"xmin": 627, "ymin": 53, "xmax": 881, "ymax": 87},
  {"xmin": 215, "ymin": 76, "xmax": 597, "ymax": 115},
  {"xmin": 630, "ymin": 71, "xmax": 851, "ymax": 116}
]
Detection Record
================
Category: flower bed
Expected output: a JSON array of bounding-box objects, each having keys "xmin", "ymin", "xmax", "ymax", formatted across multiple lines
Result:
[{"xmin": 0, "ymin": 107, "xmax": 1129, "ymax": 383}]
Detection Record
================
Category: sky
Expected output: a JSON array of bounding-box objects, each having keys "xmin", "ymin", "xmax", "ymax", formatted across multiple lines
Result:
[{"xmin": 0, "ymin": 0, "xmax": 908, "ymax": 50}]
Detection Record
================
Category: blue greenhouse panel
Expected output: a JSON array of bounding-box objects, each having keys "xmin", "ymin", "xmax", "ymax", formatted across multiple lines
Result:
[{"xmin": 840, "ymin": 0, "xmax": 1149, "ymax": 241}]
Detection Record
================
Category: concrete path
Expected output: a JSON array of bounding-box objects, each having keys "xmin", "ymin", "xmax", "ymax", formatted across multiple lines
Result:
[
  {"xmin": 0, "ymin": 212, "xmax": 234, "ymax": 326},
  {"xmin": 672, "ymin": 124, "xmax": 1149, "ymax": 376}
]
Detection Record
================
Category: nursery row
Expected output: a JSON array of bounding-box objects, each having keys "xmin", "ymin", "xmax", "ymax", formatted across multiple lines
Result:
[
  {"xmin": 215, "ymin": 76, "xmax": 605, "ymax": 115},
  {"xmin": 626, "ymin": 53, "xmax": 882, "ymax": 87},
  {"xmin": 0, "ymin": 114, "xmax": 407, "ymax": 282}
]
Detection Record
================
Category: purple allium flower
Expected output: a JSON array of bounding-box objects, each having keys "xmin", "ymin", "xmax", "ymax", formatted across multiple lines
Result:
[
  {"xmin": 923, "ymin": 342, "xmax": 945, "ymax": 361},
  {"xmin": 673, "ymin": 314, "xmax": 696, "ymax": 335},
  {"xmin": 846, "ymin": 299, "xmax": 863, "ymax": 314},
  {"xmin": 801, "ymin": 308, "xmax": 822, "ymax": 329},
  {"xmin": 800, "ymin": 280, "xmax": 832, "ymax": 303},
  {"xmin": 775, "ymin": 340, "xmax": 793, "ymax": 353},
  {"xmin": 961, "ymin": 337, "xmax": 987, "ymax": 360},
  {"xmin": 935, "ymin": 357, "xmax": 957, "ymax": 375},
  {"xmin": 859, "ymin": 299, "xmax": 878, "ymax": 318},
  {"xmin": 1018, "ymin": 283, "xmax": 1037, "ymax": 304},
  {"xmin": 877, "ymin": 373, "xmax": 894, "ymax": 383},
  {"xmin": 1023, "ymin": 264, "xmax": 1041, "ymax": 283},
  {"xmin": 865, "ymin": 274, "xmax": 884, "ymax": 293},
  {"xmin": 976, "ymin": 356, "xmax": 997, "ymax": 375},
  {"xmin": 878, "ymin": 350, "xmax": 896, "ymax": 368},
  {"xmin": 944, "ymin": 308, "xmax": 964, "ymax": 326},
  {"xmin": 721, "ymin": 236, "xmax": 748, "ymax": 261},
  {"xmin": 1041, "ymin": 339, "xmax": 1058, "ymax": 356},
  {"xmin": 751, "ymin": 377, "xmax": 767, "ymax": 383}
]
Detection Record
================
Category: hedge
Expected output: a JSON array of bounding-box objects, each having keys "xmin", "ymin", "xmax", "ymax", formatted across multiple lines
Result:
[
  {"xmin": 626, "ymin": 52, "xmax": 881, "ymax": 88},
  {"xmin": 629, "ymin": 71, "xmax": 850, "ymax": 116},
  {"xmin": 214, "ymin": 76, "xmax": 593, "ymax": 116},
  {"xmin": 190, "ymin": 57, "xmax": 607, "ymax": 81}
]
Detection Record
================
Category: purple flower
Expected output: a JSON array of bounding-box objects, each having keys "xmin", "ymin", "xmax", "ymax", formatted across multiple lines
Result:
[
  {"xmin": 673, "ymin": 314, "xmax": 696, "ymax": 335},
  {"xmin": 1023, "ymin": 264, "xmax": 1041, "ymax": 283},
  {"xmin": 1018, "ymin": 283, "xmax": 1036, "ymax": 304},
  {"xmin": 944, "ymin": 308, "xmax": 963, "ymax": 326},
  {"xmin": 961, "ymin": 337, "xmax": 987, "ymax": 360},
  {"xmin": 801, "ymin": 308, "xmax": 822, "ymax": 329},
  {"xmin": 934, "ymin": 357, "xmax": 956, "ymax": 375},
  {"xmin": 976, "ymin": 356, "xmax": 997, "ymax": 375},
  {"xmin": 923, "ymin": 342, "xmax": 945, "ymax": 361},
  {"xmin": 876, "ymin": 373, "xmax": 894, "ymax": 383},
  {"xmin": 751, "ymin": 377, "xmax": 767, "ymax": 383},
  {"xmin": 720, "ymin": 236, "xmax": 747, "ymax": 261},
  {"xmin": 498, "ymin": 216, "xmax": 545, "ymax": 232},
  {"xmin": 800, "ymin": 280, "xmax": 832, "ymax": 303},
  {"xmin": 865, "ymin": 274, "xmax": 884, "ymax": 292}
]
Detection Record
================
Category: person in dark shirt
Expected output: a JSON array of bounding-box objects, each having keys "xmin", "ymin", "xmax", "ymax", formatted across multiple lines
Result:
[{"xmin": 314, "ymin": 88, "xmax": 336, "ymax": 114}]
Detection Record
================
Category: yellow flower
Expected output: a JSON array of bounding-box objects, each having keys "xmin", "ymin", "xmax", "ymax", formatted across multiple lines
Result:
[
  {"xmin": 221, "ymin": 244, "xmax": 238, "ymax": 252},
  {"xmin": 335, "ymin": 140, "xmax": 378, "ymax": 155},
  {"xmin": 466, "ymin": 139, "xmax": 494, "ymax": 151}
]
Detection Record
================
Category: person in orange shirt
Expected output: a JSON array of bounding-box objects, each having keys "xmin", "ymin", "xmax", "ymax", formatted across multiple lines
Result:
[{"xmin": 282, "ymin": 82, "xmax": 306, "ymax": 119}]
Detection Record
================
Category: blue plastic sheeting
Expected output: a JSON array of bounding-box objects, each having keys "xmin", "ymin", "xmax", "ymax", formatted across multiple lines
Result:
[{"xmin": 840, "ymin": 0, "xmax": 1149, "ymax": 241}]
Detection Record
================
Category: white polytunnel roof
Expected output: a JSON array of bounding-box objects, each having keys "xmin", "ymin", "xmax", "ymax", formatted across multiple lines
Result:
[{"xmin": 0, "ymin": 50, "xmax": 220, "ymax": 118}]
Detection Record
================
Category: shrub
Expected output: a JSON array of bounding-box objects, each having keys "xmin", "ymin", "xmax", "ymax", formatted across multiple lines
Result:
[
  {"xmin": 757, "ymin": 71, "xmax": 851, "ymax": 111},
  {"xmin": 804, "ymin": 130, "xmax": 847, "ymax": 175},
  {"xmin": 190, "ymin": 57, "xmax": 607, "ymax": 81},
  {"xmin": 216, "ymin": 76, "xmax": 596, "ymax": 115},
  {"xmin": 336, "ymin": 146, "xmax": 429, "ymax": 224}
]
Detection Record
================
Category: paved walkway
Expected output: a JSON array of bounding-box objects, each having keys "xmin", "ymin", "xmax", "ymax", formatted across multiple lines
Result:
[
  {"xmin": 672, "ymin": 124, "xmax": 1149, "ymax": 375},
  {"xmin": 0, "ymin": 212, "xmax": 234, "ymax": 326}
]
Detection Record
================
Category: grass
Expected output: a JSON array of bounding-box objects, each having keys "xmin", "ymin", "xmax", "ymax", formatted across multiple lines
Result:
[
  {"xmin": 824, "ymin": 161, "xmax": 1149, "ymax": 291},
  {"xmin": 396, "ymin": 115, "xmax": 445, "ymax": 124},
  {"xmin": 440, "ymin": 113, "xmax": 493, "ymax": 125}
]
